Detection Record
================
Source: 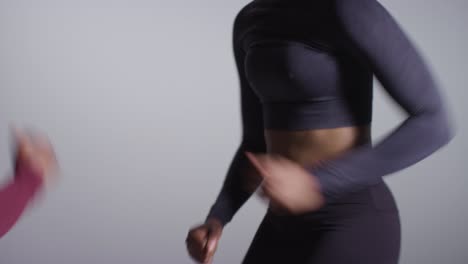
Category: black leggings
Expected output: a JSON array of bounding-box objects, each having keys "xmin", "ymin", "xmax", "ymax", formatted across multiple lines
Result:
[{"xmin": 242, "ymin": 181, "xmax": 401, "ymax": 264}]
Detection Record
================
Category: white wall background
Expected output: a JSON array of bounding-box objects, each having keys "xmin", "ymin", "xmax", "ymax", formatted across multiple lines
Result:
[{"xmin": 0, "ymin": 0, "xmax": 466, "ymax": 263}]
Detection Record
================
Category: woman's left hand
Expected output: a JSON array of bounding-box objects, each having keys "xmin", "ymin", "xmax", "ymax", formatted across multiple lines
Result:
[{"xmin": 245, "ymin": 152, "xmax": 325, "ymax": 215}]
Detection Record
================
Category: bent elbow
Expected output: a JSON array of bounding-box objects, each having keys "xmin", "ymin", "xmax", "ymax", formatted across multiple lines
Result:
[
  {"xmin": 429, "ymin": 106, "xmax": 456, "ymax": 149},
  {"xmin": 439, "ymin": 116, "xmax": 456, "ymax": 147}
]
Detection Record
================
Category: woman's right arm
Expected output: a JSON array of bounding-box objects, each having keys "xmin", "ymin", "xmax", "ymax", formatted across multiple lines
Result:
[
  {"xmin": 186, "ymin": 12, "xmax": 264, "ymax": 264},
  {"xmin": 0, "ymin": 164, "xmax": 43, "ymax": 239},
  {"xmin": 0, "ymin": 129, "xmax": 56, "ymax": 239},
  {"xmin": 206, "ymin": 14, "xmax": 266, "ymax": 227}
]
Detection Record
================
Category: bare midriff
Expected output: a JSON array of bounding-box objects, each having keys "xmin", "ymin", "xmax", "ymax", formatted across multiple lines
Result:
[{"xmin": 264, "ymin": 125, "xmax": 371, "ymax": 167}]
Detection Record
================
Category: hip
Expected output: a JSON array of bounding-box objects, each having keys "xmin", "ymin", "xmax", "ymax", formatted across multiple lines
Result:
[{"xmin": 265, "ymin": 180, "xmax": 399, "ymax": 227}]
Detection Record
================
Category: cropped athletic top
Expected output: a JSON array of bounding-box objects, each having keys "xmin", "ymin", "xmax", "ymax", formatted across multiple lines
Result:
[
  {"xmin": 244, "ymin": 0, "xmax": 373, "ymax": 130},
  {"xmin": 207, "ymin": 0, "xmax": 454, "ymax": 225}
]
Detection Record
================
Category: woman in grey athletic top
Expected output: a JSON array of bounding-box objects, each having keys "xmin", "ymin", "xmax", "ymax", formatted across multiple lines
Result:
[{"xmin": 186, "ymin": 0, "xmax": 455, "ymax": 263}]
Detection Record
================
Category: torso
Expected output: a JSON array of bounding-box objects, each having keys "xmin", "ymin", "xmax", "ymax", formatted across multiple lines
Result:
[
  {"xmin": 265, "ymin": 125, "xmax": 371, "ymax": 167},
  {"xmin": 237, "ymin": 0, "xmax": 374, "ymax": 164}
]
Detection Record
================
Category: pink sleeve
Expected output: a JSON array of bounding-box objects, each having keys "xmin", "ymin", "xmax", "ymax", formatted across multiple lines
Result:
[{"xmin": 0, "ymin": 165, "xmax": 43, "ymax": 238}]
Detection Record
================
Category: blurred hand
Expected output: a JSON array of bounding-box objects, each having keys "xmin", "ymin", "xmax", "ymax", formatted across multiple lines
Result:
[
  {"xmin": 245, "ymin": 152, "xmax": 324, "ymax": 215},
  {"xmin": 186, "ymin": 218, "xmax": 223, "ymax": 264},
  {"xmin": 13, "ymin": 127, "xmax": 58, "ymax": 182}
]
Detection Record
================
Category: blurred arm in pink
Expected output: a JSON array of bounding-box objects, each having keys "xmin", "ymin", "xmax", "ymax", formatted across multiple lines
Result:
[{"xmin": 0, "ymin": 163, "xmax": 43, "ymax": 238}]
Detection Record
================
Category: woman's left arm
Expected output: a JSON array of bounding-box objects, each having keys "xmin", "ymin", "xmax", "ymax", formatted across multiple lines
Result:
[{"xmin": 310, "ymin": 0, "xmax": 455, "ymax": 203}]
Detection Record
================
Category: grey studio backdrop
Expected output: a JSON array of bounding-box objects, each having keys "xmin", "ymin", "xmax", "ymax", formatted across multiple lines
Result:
[{"xmin": 0, "ymin": 0, "xmax": 466, "ymax": 263}]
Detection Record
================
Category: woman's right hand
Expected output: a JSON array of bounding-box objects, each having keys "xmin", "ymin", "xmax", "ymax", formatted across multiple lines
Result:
[
  {"xmin": 13, "ymin": 127, "xmax": 58, "ymax": 182},
  {"xmin": 186, "ymin": 218, "xmax": 223, "ymax": 264}
]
